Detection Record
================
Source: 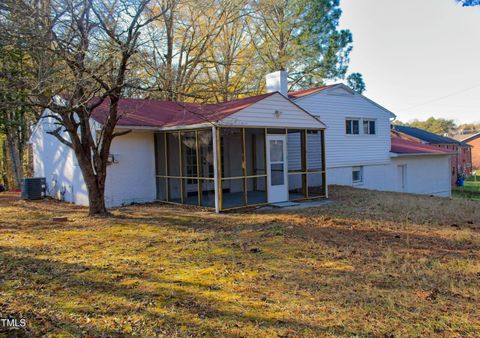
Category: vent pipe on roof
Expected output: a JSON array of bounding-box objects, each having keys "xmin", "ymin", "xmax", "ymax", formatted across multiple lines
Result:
[{"xmin": 266, "ymin": 70, "xmax": 288, "ymax": 96}]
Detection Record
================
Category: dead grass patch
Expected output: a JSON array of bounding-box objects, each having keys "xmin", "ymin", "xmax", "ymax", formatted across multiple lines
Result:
[{"xmin": 0, "ymin": 187, "xmax": 479, "ymax": 337}]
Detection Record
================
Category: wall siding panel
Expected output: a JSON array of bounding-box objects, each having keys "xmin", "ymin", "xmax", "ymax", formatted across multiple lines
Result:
[
  {"xmin": 31, "ymin": 112, "xmax": 156, "ymax": 208},
  {"xmin": 294, "ymin": 87, "xmax": 392, "ymax": 168},
  {"xmin": 219, "ymin": 93, "xmax": 324, "ymax": 129}
]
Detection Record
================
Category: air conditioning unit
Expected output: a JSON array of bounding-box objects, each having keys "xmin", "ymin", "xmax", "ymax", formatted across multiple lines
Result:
[{"xmin": 21, "ymin": 177, "xmax": 46, "ymax": 200}]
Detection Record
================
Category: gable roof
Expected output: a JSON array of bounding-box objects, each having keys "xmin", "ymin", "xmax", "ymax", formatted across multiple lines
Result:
[
  {"xmin": 459, "ymin": 132, "xmax": 480, "ymax": 143},
  {"xmin": 288, "ymin": 85, "xmax": 333, "ymax": 99},
  {"xmin": 392, "ymin": 125, "xmax": 464, "ymax": 145},
  {"xmin": 90, "ymin": 92, "xmax": 276, "ymax": 128},
  {"xmin": 288, "ymin": 83, "xmax": 396, "ymax": 118},
  {"xmin": 391, "ymin": 136, "xmax": 454, "ymax": 156}
]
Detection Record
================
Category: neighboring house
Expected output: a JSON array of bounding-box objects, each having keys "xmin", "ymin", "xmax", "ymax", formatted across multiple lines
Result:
[
  {"xmin": 30, "ymin": 91, "xmax": 327, "ymax": 212},
  {"xmin": 459, "ymin": 132, "xmax": 480, "ymax": 170},
  {"xmin": 30, "ymin": 71, "xmax": 454, "ymax": 211},
  {"xmin": 392, "ymin": 125, "xmax": 472, "ymax": 183}
]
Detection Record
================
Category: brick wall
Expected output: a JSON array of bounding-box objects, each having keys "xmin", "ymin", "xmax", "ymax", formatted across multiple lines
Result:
[{"xmin": 467, "ymin": 137, "xmax": 480, "ymax": 170}]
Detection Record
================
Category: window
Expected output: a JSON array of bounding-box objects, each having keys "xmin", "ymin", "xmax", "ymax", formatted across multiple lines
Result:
[
  {"xmin": 352, "ymin": 166, "xmax": 363, "ymax": 184},
  {"xmin": 269, "ymin": 140, "xmax": 285, "ymax": 186},
  {"xmin": 363, "ymin": 120, "xmax": 376, "ymax": 135},
  {"xmin": 346, "ymin": 119, "xmax": 360, "ymax": 135},
  {"xmin": 185, "ymin": 145, "xmax": 197, "ymax": 184},
  {"xmin": 346, "ymin": 119, "xmax": 376, "ymax": 135}
]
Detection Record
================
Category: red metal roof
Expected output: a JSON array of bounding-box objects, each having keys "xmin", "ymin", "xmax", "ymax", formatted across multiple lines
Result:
[
  {"xmin": 91, "ymin": 92, "xmax": 276, "ymax": 128},
  {"xmin": 288, "ymin": 85, "xmax": 333, "ymax": 99},
  {"xmin": 391, "ymin": 136, "xmax": 452, "ymax": 155}
]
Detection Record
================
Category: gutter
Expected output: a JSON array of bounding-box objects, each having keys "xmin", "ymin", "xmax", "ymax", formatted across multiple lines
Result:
[
  {"xmin": 105, "ymin": 122, "xmax": 213, "ymax": 132},
  {"xmin": 390, "ymin": 151, "xmax": 457, "ymax": 158}
]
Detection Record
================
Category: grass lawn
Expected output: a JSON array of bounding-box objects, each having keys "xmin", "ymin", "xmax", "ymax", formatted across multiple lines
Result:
[
  {"xmin": 453, "ymin": 178, "xmax": 480, "ymax": 201},
  {"xmin": 1, "ymin": 187, "xmax": 480, "ymax": 337}
]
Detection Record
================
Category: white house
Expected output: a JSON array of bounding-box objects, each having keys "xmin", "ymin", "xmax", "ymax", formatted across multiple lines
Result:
[
  {"xmin": 265, "ymin": 71, "xmax": 452, "ymax": 197},
  {"xmin": 388, "ymin": 137, "xmax": 453, "ymax": 196},
  {"xmin": 30, "ymin": 71, "xmax": 453, "ymax": 212},
  {"xmin": 30, "ymin": 92, "xmax": 327, "ymax": 212}
]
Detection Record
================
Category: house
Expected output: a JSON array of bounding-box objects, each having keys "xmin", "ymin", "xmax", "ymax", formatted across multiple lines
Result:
[
  {"xmin": 392, "ymin": 125, "xmax": 472, "ymax": 183},
  {"xmin": 267, "ymin": 71, "xmax": 453, "ymax": 197},
  {"xmin": 30, "ymin": 91, "xmax": 327, "ymax": 212},
  {"xmin": 31, "ymin": 71, "xmax": 454, "ymax": 211},
  {"xmin": 287, "ymin": 79, "xmax": 395, "ymax": 192},
  {"xmin": 458, "ymin": 132, "xmax": 480, "ymax": 170}
]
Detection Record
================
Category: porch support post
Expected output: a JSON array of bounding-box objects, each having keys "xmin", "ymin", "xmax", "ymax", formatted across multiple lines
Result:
[
  {"xmin": 178, "ymin": 131, "xmax": 184, "ymax": 204},
  {"xmin": 165, "ymin": 132, "xmax": 169, "ymax": 201},
  {"xmin": 195, "ymin": 130, "xmax": 201, "ymax": 206},
  {"xmin": 241, "ymin": 128, "xmax": 247, "ymax": 206},
  {"xmin": 264, "ymin": 128, "xmax": 269, "ymax": 202},
  {"xmin": 212, "ymin": 125, "xmax": 220, "ymax": 213},
  {"xmin": 321, "ymin": 129, "xmax": 328, "ymax": 198},
  {"xmin": 301, "ymin": 130, "xmax": 307, "ymax": 198}
]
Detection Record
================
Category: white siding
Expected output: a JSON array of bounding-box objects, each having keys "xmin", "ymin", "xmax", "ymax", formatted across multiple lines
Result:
[
  {"xmin": 307, "ymin": 132, "xmax": 323, "ymax": 169},
  {"xmin": 328, "ymin": 164, "xmax": 389, "ymax": 189},
  {"xmin": 388, "ymin": 155, "xmax": 451, "ymax": 197},
  {"xmin": 287, "ymin": 131, "xmax": 323, "ymax": 171},
  {"xmin": 31, "ymin": 112, "xmax": 156, "ymax": 207},
  {"xmin": 328, "ymin": 156, "xmax": 451, "ymax": 197},
  {"xmin": 294, "ymin": 86, "xmax": 392, "ymax": 168},
  {"xmin": 104, "ymin": 131, "xmax": 156, "ymax": 207},
  {"xmin": 293, "ymin": 85, "xmax": 450, "ymax": 198},
  {"xmin": 31, "ymin": 114, "xmax": 89, "ymax": 206},
  {"xmin": 287, "ymin": 133, "xmax": 302, "ymax": 171},
  {"xmin": 219, "ymin": 93, "xmax": 325, "ymax": 129}
]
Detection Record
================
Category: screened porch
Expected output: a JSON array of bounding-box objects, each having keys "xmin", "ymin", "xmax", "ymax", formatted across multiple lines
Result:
[{"xmin": 154, "ymin": 126, "xmax": 326, "ymax": 212}]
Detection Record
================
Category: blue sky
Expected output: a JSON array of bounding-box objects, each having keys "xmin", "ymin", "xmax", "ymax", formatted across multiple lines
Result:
[{"xmin": 338, "ymin": 0, "xmax": 480, "ymax": 124}]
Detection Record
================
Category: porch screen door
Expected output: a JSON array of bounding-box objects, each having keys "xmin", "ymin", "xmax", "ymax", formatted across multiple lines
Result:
[{"xmin": 266, "ymin": 135, "xmax": 288, "ymax": 203}]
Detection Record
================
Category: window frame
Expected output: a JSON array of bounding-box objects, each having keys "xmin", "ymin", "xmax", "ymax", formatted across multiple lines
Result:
[
  {"xmin": 363, "ymin": 119, "xmax": 376, "ymax": 135},
  {"xmin": 352, "ymin": 166, "xmax": 363, "ymax": 184},
  {"xmin": 346, "ymin": 119, "xmax": 360, "ymax": 135}
]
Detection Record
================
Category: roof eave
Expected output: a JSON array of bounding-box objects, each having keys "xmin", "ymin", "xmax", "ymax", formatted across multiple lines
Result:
[
  {"xmin": 461, "ymin": 132, "xmax": 480, "ymax": 143},
  {"xmin": 290, "ymin": 83, "xmax": 397, "ymax": 119},
  {"xmin": 390, "ymin": 151, "xmax": 456, "ymax": 157},
  {"xmin": 218, "ymin": 91, "xmax": 327, "ymax": 129},
  {"xmin": 110, "ymin": 122, "xmax": 214, "ymax": 131}
]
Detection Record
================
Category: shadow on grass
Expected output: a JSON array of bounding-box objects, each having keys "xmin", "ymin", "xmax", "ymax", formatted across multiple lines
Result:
[
  {"xmin": 0, "ymin": 246, "xmax": 367, "ymax": 337},
  {"xmin": 2, "ymin": 187, "xmax": 480, "ymax": 335},
  {"xmin": 111, "ymin": 203, "xmax": 480, "ymax": 253}
]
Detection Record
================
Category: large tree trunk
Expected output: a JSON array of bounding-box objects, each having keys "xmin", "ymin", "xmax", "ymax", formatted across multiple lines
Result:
[
  {"xmin": 1, "ymin": 140, "xmax": 9, "ymax": 190},
  {"xmin": 79, "ymin": 159, "xmax": 109, "ymax": 216},
  {"xmin": 86, "ymin": 177, "xmax": 108, "ymax": 216},
  {"xmin": 74, "ymin": 144, "xmax": 109, "ymax": 217},
  {"xmin": 25, "ymin": 144, "xmax": 34, "ymax": 177},
  {"xmin": 5, "ymin": 128, "xmax": 23, "ymax": 189}
]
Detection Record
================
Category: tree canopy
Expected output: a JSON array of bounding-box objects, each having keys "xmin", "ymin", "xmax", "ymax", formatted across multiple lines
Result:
[
  {"xmin": 457, "ymin": 0, "xmax": 480, "ymax": 6},
  {"xmin": 0, "ymin": 0, "xmax": 364, "ymax": 214},
  {"xmin": 249, "ymin": 0, "xmax": 356, "ymax": 91},
  {"xmin": 346, "ymin": 73, "xmax": 365, "ymax": 94},
  {"xmin": 396, "ymin": 117, "xmax": 480, "ymax": 137}
]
